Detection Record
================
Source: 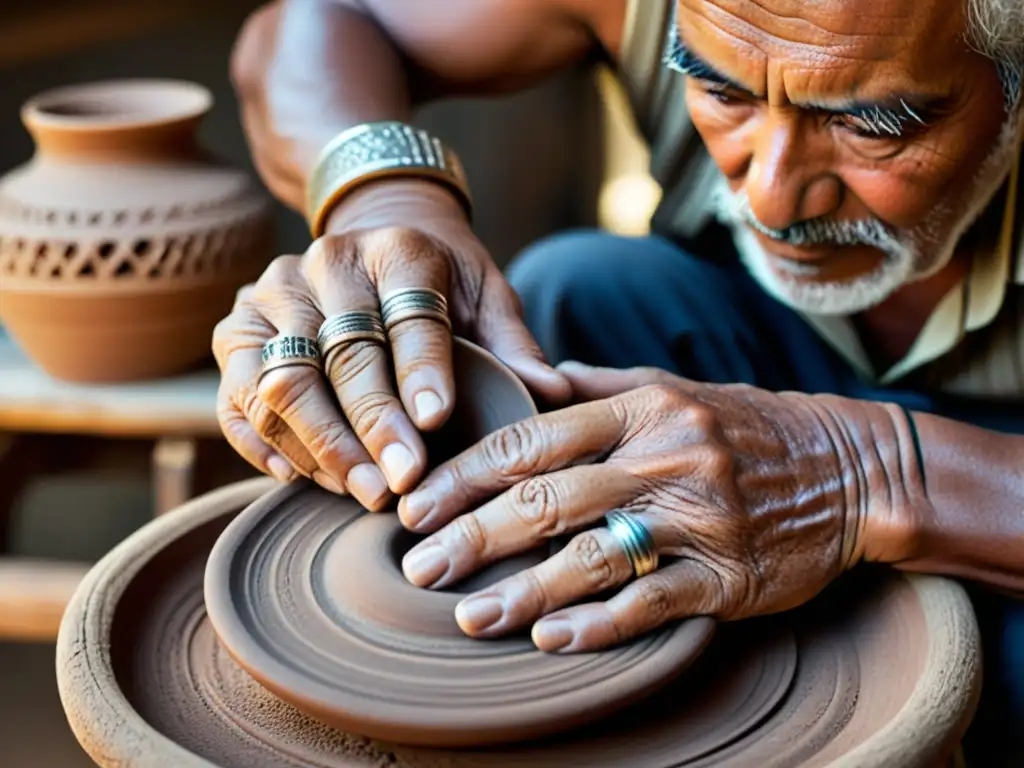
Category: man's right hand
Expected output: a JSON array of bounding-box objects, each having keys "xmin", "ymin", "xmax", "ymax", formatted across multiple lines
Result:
[{"xmin": 213, "ymin": 179, "xmax": 570, "ymax": 511}]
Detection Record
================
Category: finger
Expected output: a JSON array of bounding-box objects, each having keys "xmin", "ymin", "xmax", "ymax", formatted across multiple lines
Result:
[
  {"xmin": 400, "ymin": 464, "xmax": 641, "ymax": 589},
  {"xmin": 303, "ymin": 237, "xmax": 428, "ymax": 495},
  {"xmin": 399, "ymin": 398, "xmax": 627, "ymax": 530},
  {"xmin": 370, "ymin": 229, "xmax": 456, "ymax": 431},
  {"xmin": 212, "ymin": 301, "xmax": 319, "ymax": 481},
  {"xmin": 232, "ymin": 345, "xmax": 321, "ymax": 479},
  {"xmin": 474, "ymin": 269, "xmax": 572, "ymax": 406},
  {"xmin": 530, "ymin": 558, "xmax": 720, "ymax": 653},
  {"xmin": 217, "ymin": 395, "xmax": 296, "ymax": 483},
  {"xmin": 453, "ymin": 523, "xmax": 641, "ymax": 638},
  {"xmin": 556, "ymin": 362, "xmax": 677, "ymax": 402},
  {"xmin": 252, "ymin": 256, "xmax": 390, "ymax": 508}
]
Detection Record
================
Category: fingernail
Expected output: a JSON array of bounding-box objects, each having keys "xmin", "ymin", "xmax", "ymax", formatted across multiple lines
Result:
[
  {"xmin": 455, "ymin": 595, "xmax": 505, "ymax": 634},
  {"xmin": 267, "ymin": 454, "xmax": 295, "ymax": 483},
  {"xmin": 403, "ymin": 544, "xmax": 449, "ymax": 587},
  {"xmin": 381, "ymin": 443, "xmax": 417, "ymax": 489},
  {"xmin": 313, "ymin": 470, "xmax": 345, "ymax": 495},
  {"xmin": 414, "ymin": 390, "xmax": 445, "ymax": 424},
  {"xmin": 533, "ymin": 619, "xmax": 574, "ymax": 652},
  {"xmin": 401, "ymin": 489, "xmax": 434, "ymax": 529},
  {"xmin": 346, "ymin": 463, "xmax": 390, "ymax": 508}
]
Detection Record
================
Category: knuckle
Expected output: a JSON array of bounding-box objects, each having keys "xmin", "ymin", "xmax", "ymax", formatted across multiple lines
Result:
[
  {"xmin": 447, "ymin": 514, "xmax": 489, "ymax": 559},
  {"xmin": 326, "ymin": 340, "xmax": 380, "ymax": 383},
  {"xmin": 256, "ymin": 368, "xmax": 318, "ymax": 417},
  {"xmin": 634, "ymin": 578, "xmax": 676, "ymax": 622},
  {"xmin": 681, "ymin": 401, "xmax": 718, "ymax": 436},
  {"xmin": 643, "ymin": 383, "xmax": 685, "ymax": 411},
  {"xmin": 510, "ymin": 476, "xmax": 562, "ymax": 537},
  {"xmin": 519, "ymin": 568, "xmax": 553, "ymax": 614},
  {"xmin": 344, "ymin": 390, "xmax": 393, "ymax": 437},
  {"xmin": 301, "ymin": 235, "xmax": 350, "ymax": 279},
  {"xmin": 481, "ymin": 422, "xmax": 543, "ymax": 480},
  {"xmin": 568, "ymin": 532, "xmax": 615, "ymax": 587},
  {"xmin": 258, "ymin": 253, "xmax": 301, "ymax": 286},
  {"xmin": 304, "ymin": 421, "xmax": 357, "ymax": 462},
  {"xmin": 246, "ymin": 397, "xmax": 284, "ymax": 442}
]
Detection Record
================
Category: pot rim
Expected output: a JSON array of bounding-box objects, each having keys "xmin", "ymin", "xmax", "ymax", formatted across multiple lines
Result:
[{"xmin": 22, "ymin": 79, "xmax": 212, "ymax": 134}]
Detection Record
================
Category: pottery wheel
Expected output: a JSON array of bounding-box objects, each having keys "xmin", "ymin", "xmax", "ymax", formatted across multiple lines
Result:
[
  {"xmin": 203, "ymin": 482, "xmax": 717, "ymax": 747},
  {"xmin": 59, "ymin": 478, "xmax": 981, "ymax": 768}
]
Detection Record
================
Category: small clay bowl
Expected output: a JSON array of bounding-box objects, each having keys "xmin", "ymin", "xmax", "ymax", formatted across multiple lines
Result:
[
  {"xmin": 203, "ymin": 337, "xmax": 715, "ymax": 747},
  {"xmin": 55, "ymin": 475, "xmax": 980, "ymax": 767}
]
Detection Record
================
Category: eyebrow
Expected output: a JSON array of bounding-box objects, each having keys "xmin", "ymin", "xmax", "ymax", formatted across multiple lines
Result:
[{"xmin": 663, "ymin": 24, "xmax": 941, "ymax": 136}]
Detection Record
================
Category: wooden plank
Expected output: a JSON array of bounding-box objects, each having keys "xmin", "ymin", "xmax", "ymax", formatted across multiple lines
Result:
[
  {"xmin": 0, "ymin": 336, "xmax": 222, "ymax": 438},
  {"xmin": 152, "ymin": 438, "xmax": 198, "ymax": 517},
  {"xmin": 0, "ymin": 558, "xmax": 90, "ymax": 642}
]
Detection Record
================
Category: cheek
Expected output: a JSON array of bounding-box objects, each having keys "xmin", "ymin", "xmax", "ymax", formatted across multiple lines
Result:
[{"xmin": 842, "ymin": 109, "xmax": 1007, "ymax": 229}]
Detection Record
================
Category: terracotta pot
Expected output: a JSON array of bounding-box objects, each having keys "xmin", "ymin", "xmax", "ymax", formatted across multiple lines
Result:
[{"xmin": 0, "ymin": 79, "xmax": 273, "ymax": 383}]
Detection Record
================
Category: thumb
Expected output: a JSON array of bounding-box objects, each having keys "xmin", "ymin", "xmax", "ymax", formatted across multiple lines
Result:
[
  {"xmin": 473, "ymin": 273, "xmax": 572, "ymax": 405},
  {"xmin": 556, "ymin": 361, "xmax": 675, "ymax": 401}
]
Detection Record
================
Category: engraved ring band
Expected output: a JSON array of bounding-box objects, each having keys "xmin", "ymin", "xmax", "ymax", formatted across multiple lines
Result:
[
  {"xmin": 380, "ymin": 288, "xmax": 452, "ymax": 333},
  {"xmin": 259, "ymin": 334, "xmax": 322, "ymax": 382},
  {"xmin": 318, "ymin": 311, "xmax": 387, "ymax": 372},
  {"xmin": 604, "ymin": 511, "xmax": 660, "ymax": 579}
]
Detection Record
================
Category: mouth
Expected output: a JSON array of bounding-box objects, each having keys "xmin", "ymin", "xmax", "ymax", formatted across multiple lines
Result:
[{"xmin": 747, "ymin": 228, "xmax": 888, "ymax": 283}]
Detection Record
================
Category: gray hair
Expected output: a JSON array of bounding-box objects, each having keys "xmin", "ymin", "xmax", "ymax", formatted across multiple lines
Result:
[{"xmin": 966, "ymin": 0, "xmax": 1024, "ymax": 110}]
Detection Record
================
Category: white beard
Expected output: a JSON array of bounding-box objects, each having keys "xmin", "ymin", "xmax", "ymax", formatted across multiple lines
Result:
[{"xmin": 712, "ymin": 113, "xmax": 1023, "ymax": 316}]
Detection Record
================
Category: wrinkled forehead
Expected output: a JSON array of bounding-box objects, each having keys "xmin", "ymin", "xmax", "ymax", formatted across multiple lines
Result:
[{"xmin": 676, "ymin": 0, "xmax": 971, "ymax": 95}]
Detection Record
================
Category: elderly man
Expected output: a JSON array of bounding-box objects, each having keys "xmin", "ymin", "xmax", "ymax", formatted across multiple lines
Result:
[{"xmin": 216, "ymin": 0, "xmax": 1023, "ymax": 758}]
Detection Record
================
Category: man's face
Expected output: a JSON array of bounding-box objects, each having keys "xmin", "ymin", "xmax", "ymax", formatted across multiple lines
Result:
[{"xmin": 673, "ymin": 0, "xmax": 1019, "ymax": 315}]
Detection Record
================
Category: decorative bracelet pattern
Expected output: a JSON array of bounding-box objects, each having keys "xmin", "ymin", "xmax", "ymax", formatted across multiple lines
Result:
[{"xmin": 305, "ymin": 122, "xmax": 472, "ymax": 237}]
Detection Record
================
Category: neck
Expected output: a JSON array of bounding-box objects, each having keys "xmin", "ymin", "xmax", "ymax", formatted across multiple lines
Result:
[{"xmin": 852, "ymin": 253, "xmax": 971, "ymax": 373}]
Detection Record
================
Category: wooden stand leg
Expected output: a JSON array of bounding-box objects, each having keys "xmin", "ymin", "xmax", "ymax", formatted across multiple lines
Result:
[
  {"xmin": 0, "ymin": 433, "xmax": 46, "ymax": 553},
  {"xmin": 152, "ymin": 437, "xmax": 198, "ymax": 517}
]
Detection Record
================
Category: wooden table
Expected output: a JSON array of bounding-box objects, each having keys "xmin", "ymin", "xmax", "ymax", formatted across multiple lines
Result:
[{"xmin": 0, "ymin": 332, "xmax": 224, "ymax": 641}]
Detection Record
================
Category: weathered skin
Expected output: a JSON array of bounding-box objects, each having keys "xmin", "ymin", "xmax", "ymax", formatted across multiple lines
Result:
[{"xmin": 215, "ymin": 0, "xmax": 1024, "ymax": 651}]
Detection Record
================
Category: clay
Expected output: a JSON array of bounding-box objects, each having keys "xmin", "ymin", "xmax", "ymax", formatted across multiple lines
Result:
[
  {"xmin": 0, "ymin": 79, "xmax": 273, "ymax": 383},
  {"xmin": 205, "ymin": 337, "xmax": 715, "ymax": 747},
  {"xmin": 56, "ymin": 476, "xmax": 981, "ymax": 768},
  {"xmin": 204, "ymin": 481, "xmax": 714, "ymax": 748}
]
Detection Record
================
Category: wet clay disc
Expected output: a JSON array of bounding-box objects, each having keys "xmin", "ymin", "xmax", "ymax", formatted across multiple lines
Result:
[
  {"xmin": 56, "ymin": 478, "xmax": 980, "ymax": 768},
  {"xmin": 203, "ymin": 481, "xmax": 716, "ymax": 747}
]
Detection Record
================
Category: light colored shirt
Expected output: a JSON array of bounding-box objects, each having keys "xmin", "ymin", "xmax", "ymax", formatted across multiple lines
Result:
[{"xmin": 618, "ymin": 0, "xmax": 1024, "ymax": 400}]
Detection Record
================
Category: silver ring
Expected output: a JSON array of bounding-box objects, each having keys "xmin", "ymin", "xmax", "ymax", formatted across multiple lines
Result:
[
  {"xmin": 317, "ymin": 311, "xmax": 387, "ymax": 369},
  {"xmin": 259, "ymin": 334, "xmax": 322, "ymax": 380},
  {"xmin": 380, "ymin": 287, "xmax": 452, "ymax": 332},
  {"xmin": 605, "ymin": 511, "xmax": 659, "ymax": 578}
]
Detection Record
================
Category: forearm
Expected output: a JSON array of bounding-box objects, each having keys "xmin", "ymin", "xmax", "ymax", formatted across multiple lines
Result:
[
  {"xmin": 230, "ymin": 0, "xmax": 413, "ymax": 210},
  {"xmin": 230, "ymin": 0, "xmax": 607, "ymax": 214},
  {"xmin": 899, "ymin": 412, "xmax": 1024, "ymax": 592}
]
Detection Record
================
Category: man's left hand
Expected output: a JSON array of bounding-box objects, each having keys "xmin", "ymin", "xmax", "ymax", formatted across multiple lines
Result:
[{"xmin": 397, "ymin": 363, "xmax": 929, "ymax": 652}]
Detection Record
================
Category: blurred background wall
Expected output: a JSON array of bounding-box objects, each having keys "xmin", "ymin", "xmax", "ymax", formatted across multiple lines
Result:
[{"xmin": 0, "ymin": 1, "xmax": 655, "ymax": 764}]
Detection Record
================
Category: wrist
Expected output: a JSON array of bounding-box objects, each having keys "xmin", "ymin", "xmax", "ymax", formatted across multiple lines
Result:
[
  {"xmin": 323, "ymin": 178, "xmax": 471, "ymax": 237},
  {"xmin": 798, "ymin": 394, "xmax": 932, "ymax": 569}
]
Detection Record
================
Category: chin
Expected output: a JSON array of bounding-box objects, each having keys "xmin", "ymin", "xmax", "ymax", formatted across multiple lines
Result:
[{"xmin": 735, "ymin": 226, "xmax": 914, "ymax": 316}]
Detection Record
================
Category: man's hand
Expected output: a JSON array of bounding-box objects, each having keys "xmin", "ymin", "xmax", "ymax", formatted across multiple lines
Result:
[
  {"xmin": 213, "ymin": 179, "xmax": 570, "ymax": 512},
  {"xmin": 396, "ymin": 362, "xmax": 931, "ymax": 652}
]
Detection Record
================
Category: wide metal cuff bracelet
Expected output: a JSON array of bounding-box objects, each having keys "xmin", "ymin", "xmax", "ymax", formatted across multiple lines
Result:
[{"xmin": 305, "ymin": 122, "xmax": 473, "ymax": 238}]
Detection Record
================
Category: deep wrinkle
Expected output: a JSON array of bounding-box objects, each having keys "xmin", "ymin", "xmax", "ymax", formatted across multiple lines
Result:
[{"xmin": 665, "ymin": 22, "xmax": 944, "ymax": 137}]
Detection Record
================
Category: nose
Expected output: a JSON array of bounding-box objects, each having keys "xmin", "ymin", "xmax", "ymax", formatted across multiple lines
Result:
[{"xmin": 744, "ymin": 109, "xmax": 842, "ymax": 231}]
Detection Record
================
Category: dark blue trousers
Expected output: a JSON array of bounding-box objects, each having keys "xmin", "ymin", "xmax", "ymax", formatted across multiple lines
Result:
[{"xmin": 507, "ymin": 229, "xmax": 1024, "ymax": 763}]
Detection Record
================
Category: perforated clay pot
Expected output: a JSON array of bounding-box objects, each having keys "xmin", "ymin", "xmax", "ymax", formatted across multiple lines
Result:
[{"xmin": 0, "ymin": 79, "xmax": 273, "ymax": 382}]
